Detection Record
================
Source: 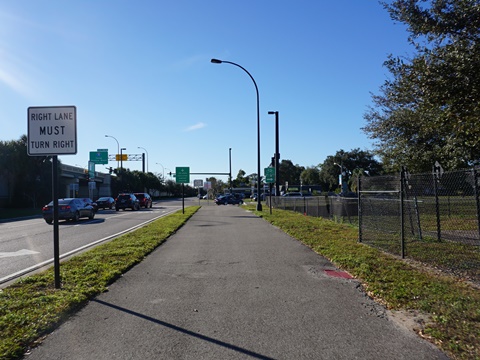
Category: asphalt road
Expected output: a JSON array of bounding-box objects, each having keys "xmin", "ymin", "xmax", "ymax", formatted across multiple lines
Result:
[
  {"xmin": 25, "ymin": 204, "xmax": 448, "ymax": 359},
  {"xmin": 0, "ymin": 199, "xmax": 183, "ymax": 286}
]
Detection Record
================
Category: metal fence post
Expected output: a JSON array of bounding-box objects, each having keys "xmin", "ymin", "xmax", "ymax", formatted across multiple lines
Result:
[
  {"xmin": 433, "ymin": 166, "xmax": 441, "ymax": 242},
  {"xmin": 473, "ymin": 167, "xmax": 480, "ymax": 242},
  {"xmin": 358, "ymin": 174, "xmax": 362, "ymax": 243},
  {"xmin": 400, "ymin": 167, "xmax": 405, "ymax": 258}
]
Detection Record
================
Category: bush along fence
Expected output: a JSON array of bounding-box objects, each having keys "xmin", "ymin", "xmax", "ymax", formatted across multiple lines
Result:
[{"xmin": 268, "ymin": 165, "xmax": 480, "ymax": 284}]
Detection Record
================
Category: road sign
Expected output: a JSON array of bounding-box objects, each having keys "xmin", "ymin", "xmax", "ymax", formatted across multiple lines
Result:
[
  {"xmin": 88, "ymin": 161, "xmax": 95, "ymax": 179},
  {"xmin": 265, "ymin": 167, "xmax": 275, "ymax": 183},
  {"xmin": 27, "ymin": 106, "xmax": 77, "ymax": 155},
  {"xmin": 176, "ymin": 167, "xmax": 190, "ymax": 183},
  {"xmin": 90, "ymin": 150, "xmax": 108, "ymax": 164},
  {"xmin": 194, "ymin": 179, "xmax": 203, "ymax": 187},
  {"xmin": 116, "ymin": 154, "xmax": 128, "ymax": 161}
]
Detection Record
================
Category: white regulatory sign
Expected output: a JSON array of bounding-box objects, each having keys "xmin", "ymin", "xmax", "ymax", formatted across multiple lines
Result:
[{"xmin": 27, "ymin": 106, "xmax": 77, "ymax": 156}]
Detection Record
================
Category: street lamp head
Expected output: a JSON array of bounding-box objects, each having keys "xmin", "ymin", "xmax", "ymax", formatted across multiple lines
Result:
[
  {"xmin": 211, "ymin": 58, "xmax": 223, "ymax": 64},
  {"xmin": 121, "ymin": 147, "xmax": 126, "ymax": 151},
  {"xmin": 268, "ymin": 111, "xmax": 275, "ymax": 115}
]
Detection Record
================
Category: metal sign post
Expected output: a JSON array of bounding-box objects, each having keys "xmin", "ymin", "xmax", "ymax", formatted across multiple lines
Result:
[
  {"xmin": 28, "ymin": 106, "xmax": 77, "ymax": 289},
  {"xmin": 265, "ymin": 167, "xmax": 275, "ymax": 214},
  {"xmin": 176, "ymin": 167, "xmax": 190, "ymax": 213}
]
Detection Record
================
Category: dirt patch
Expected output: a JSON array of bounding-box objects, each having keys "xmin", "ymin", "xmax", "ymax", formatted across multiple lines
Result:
[{"xmin": 387, "ymin": 308, "xmax": 434, "ymax": 338}]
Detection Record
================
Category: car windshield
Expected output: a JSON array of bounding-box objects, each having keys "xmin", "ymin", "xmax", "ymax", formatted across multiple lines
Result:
[
  {"xmin": 135, "ymin": 194, "xmax": 144, "ymax": 199},
  {"xmin": 97, "ymin": 197, "xmax": 109, "ymax": 201}
]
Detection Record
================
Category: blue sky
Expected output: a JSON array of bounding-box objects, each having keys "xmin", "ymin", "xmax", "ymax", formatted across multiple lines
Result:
[{"xmin": 1, "ymin": 1, "xmax": 412, "ymax": 183}]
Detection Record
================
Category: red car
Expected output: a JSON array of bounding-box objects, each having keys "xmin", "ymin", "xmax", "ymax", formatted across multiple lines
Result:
[{"xmin": 134, "ymin": 193, "xmax": 152, "ymax": 208}]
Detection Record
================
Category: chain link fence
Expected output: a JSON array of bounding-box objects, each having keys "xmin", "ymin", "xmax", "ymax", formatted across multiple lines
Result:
[
  {"xmin": 268, "ymin": 195, "xmax": 358, "ymax": 224},
  {"xmin": 359, "ymin": 168, "xmax": 480, "ymax": 284},
  {"xmin": 267, "ymin": 167, "xmax": 480, "ymax": 284}
]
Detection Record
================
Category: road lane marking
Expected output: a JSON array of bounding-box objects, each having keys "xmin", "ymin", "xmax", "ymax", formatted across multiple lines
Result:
[
  {"xmin": 0, "ymin": 207, "xmax": 181, "ymax": 285},
  {"xmin": 0, "ymin": 249, "xmax": 40, "ymax": 258}
]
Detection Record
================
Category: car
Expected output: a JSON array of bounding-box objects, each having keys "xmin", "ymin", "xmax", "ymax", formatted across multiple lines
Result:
[
  {"xmin": 81, "ymin": 197, "xmax": 98, "ymax": 212},
  {"xmin": 96, "ymin": 196, "xmax": 116, "ymax": 209},
  {"xmin": 115, "ymin": 193, "xmax": 140, "ymax": 211},
  {"xmin": 42, "ymin": 198, "xmax": 95, "ymax": 224},
  {"xmin": 214, "ymin": 194, "xmax": 243, "ymax": 205},
  {"xmin": 134, "ymin": 192, "xmax": 152, "ymax": 208}
]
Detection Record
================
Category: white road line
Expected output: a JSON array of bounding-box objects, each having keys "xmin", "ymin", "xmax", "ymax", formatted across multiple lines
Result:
[{"xmin": 0, "ymin": 208, "xmax": 180, "ymax": 285}]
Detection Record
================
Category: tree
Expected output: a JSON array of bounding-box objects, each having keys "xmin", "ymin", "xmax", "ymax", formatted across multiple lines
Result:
[
  {"xmin": 300, "ymin": 166, "xmax": 320, "ymax": 185},
  {"xmin": 0, "ymin": 135, "xmax": 53, "ymax": 207},
  {"xmin": 278, "ymin": 160, "xmax": 304, "ymax": 188},
  {"xmin": 363, "ymin": 0, "xmax": 480, "ymax": 172},
  {"xmin": 318, "ymin": 149, "xmax": 383, "ymax": 192},
  {"xmin": 233, "ymin": 169, "xmax": 249, "ymax": 187}
]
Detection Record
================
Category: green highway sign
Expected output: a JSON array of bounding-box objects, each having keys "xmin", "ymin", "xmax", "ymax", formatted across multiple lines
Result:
[
  {"xmin": 175, "ymin": 167, "xmax": 190, "ymax": 184},
  {"xmin": 265, "ymin": 167, "xmax": 275, "ymax": 183},
  {"xmin": 90, "ymin": 150, "xmax": 108, "ymax": 164}
]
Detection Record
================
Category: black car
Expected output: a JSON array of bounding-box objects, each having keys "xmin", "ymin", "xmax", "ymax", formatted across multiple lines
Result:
[
  {"xmin": 115, "ymin": 193, "xmax": 140, "ymax": 211},
  {"xmin": 134, "ymin": 193, "xmax": 152, "ymax": 208},
  {"xmin": 42, "ymin": 198, "xmax": 95, "ymax": 224},
  {"xmin": 96, "ymin": 196, "xmax": 116, "ymax": 209},
  {"xmin": 215, "ymin": 194, "xmax": 243, "ymax": 205}
]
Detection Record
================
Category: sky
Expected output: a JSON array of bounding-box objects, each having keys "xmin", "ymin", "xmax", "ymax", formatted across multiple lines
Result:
[{"xmin": 0, "ymin": 1, "xmax": 413, "ymax": 183}]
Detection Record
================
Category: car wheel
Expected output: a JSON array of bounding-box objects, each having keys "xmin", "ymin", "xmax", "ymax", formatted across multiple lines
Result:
[
  {"xmin": 73, "ymin": 211, "xmax": 80, "ymax": 222},
  {"xmin": 45, "ymin": 219, "xmax": 52, "ymax": 224},
  {"xmin": 115, "ymin": 208, "xmax": 119, "ymax": 211},
  {"xmin": 89, "ymin": 210, "xmax": 95, "ymax": 220}
]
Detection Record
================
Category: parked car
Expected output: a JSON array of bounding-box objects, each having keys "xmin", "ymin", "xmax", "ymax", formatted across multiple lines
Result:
[
  {"xmin": 134, "ymin": 192, "xmax": 152, "ymax": 208},
  {"xmin": 215, "ymin": 194, "xmax": 243, "ymax": 205},
  {"xmin": 42, "ymin": 198, "xmax": 95, "ymax": 224},
  {"xmin": 81, "ymin": 197, "xmax": 98, "ymax": 212},
  {"xmin": 96, "ymin": 196, "xmax": 116, "ymax": 209},
  {"xmin": 115, "ymin": 193, "xmax": 140, "ymax": 211}
]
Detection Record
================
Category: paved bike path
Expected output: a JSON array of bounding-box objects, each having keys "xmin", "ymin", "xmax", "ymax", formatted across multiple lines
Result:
[{"xmin": 26, "ymin": 205, "xmax": 448, "ymax": 359}]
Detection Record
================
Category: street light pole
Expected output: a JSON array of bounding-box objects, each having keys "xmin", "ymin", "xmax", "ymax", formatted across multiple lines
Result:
[
  {"xmin": 211, "ymin": 58, "xmax": 262, "ymax": 211},
  {"xmin": 334, "ymin": 162, "xmax": 347, "ymax": 195},
  {"xmin": 120, "ymin": 148, "xmax": 126, "ymax": 170},
  {"xmin": 268, "ymin": 111, "xmax": 280, "ymax": 197},
  {"xmin": 229, "ymin": 148, "xmax": 232, "ymax": 191},
  {"xmin": 156, "ymin": 162, "xmax": 165, "ymax": 180},
  {"xmin": 138, "ymin": 146, "xmax": 149, "ymax": 173},
  {"xmin": 105, "ymin": 135, "xmax": 119, "ymax": 169}
]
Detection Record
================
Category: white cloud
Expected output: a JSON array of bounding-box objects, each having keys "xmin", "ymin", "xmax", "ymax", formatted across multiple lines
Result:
[{"xmin": 185, "ymin": 122, "xmax": 206, "ymax": 131}]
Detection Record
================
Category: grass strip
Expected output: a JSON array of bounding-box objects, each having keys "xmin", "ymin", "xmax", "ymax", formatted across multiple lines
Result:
[
  {"xmin": 248, "ymin": 205, "xmax": 480, "ymax": 360},
  {"xmin": 0, "ymin": 206, "xmax": 199, "ymax": 360}
]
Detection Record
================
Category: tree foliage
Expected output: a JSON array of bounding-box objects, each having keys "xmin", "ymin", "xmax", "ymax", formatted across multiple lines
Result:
[
  {"xmin": 300, "ymin": 166, "xmax": 321, "ymax": 185},
  {"xmin": 318, "ymin": 149, "xmax": 383, "ymax": 192},
  {"xmin": 278, "ymin": 160, "xmax": 304, "ymax": 187},
  {"xmin": 0, "ymin": 136, "xmax": 54, "ymax": 207},
  {"xmin": 363, "ymin": 0, "xmax": 480, "ymax": 172}
]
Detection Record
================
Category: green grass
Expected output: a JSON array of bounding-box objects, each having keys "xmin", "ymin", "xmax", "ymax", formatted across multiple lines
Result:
[
  {"xmin": 0, "ymin": 206, "xmax": 200, "ymax": 360},
  {"xmin": 247, "ymin": 205, "xmax": 480, "ymax": 360}
]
